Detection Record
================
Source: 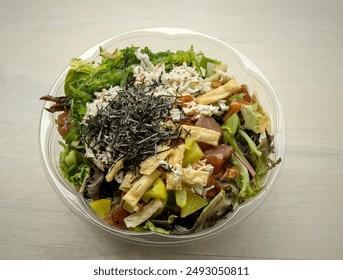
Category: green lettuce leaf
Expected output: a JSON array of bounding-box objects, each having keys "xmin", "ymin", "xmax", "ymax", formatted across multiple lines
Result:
[
  {"xmin": 64, "ymin": 58, "xmax": 96, "ymax": 96},
  {"xmin": 222, "ymin": 113, "xmax": 244, "ymax": 158},
  {"xmin": 238, "ymin": 129, "xmax": 262, "ymax": 157},
  {"xmin": 142, "ymin": 220, "xmax": 170, "ymax": 234},
  {"xmin": 251, "ymin": 132, "xmax": 281, "ymax": 189},
  {"xmin": 229, "ymin": 153, "xmax": 261, "ymax": 209},
  {"xmin": 240, "ymin": 102, "xmax": 270, "ymax": 134},
  {"xmin": 192, "ymin": 190, "xmax": 232, "ymax": 232}
]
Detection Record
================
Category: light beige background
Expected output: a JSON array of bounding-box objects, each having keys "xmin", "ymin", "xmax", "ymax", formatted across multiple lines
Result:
[{"xmin": 1, "ymin": 0, "xmax": 342, "ymax": 259}]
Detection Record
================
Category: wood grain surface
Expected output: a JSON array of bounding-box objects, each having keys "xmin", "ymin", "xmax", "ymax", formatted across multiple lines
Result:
[{"xmin": 0, "ymin": 0, "xmax": 342, "ymax": 259}]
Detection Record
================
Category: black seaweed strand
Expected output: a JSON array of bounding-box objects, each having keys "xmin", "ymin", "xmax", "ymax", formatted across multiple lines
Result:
[{"xmin": 82, "ymin": 82, "xmax": 179, "ymax": 170}]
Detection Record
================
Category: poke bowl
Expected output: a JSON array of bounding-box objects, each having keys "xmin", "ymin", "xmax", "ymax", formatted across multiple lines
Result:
[{"xmin": 39, "ymin": 28, "xmax": 286, "ymax": 245}]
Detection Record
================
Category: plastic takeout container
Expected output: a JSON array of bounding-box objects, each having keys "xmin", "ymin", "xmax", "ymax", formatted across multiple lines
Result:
[{"xmin": 39, "ymin": 28, "xmax": 286, "ymax": 245}]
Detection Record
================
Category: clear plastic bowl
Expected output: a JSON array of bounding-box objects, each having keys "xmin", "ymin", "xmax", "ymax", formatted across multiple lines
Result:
[{"xmin": 39, "ymin": 28, "xmax": 286, "ymax": 245}]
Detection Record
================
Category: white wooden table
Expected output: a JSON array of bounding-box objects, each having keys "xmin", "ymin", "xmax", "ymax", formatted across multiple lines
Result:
[{"xmin": 1, "ymin": 0, "xmax": 342, "ymax": 259}]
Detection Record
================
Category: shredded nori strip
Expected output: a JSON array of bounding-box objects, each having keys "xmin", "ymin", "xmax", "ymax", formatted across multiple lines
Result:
[{"xmin": 82, "ymin": 82, "xmax": 179, "ymax": 170}]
